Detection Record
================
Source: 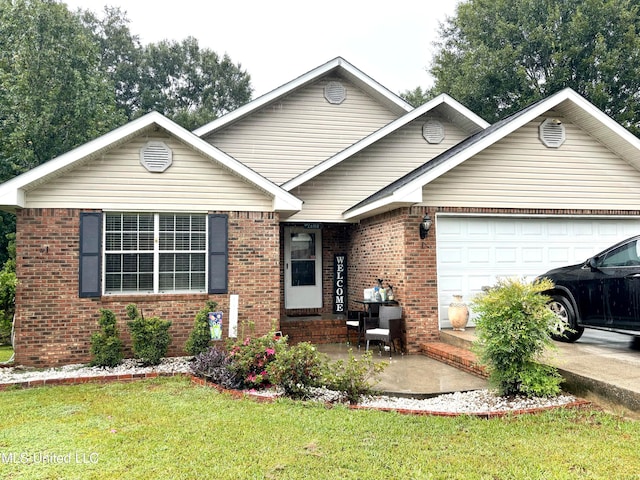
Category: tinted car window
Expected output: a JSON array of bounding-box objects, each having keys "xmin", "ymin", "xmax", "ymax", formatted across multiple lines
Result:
[{"xmin": 599, "ymin": 239, "xmax": 640, "ymax": 267}]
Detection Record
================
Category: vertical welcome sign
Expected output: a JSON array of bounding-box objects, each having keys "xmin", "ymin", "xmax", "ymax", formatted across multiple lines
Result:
[{"xmin": 333, "ymin": 254, "xmax": 347, "ymax": 314}]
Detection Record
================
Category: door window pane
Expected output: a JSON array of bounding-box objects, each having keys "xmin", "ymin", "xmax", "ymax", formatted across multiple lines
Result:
[{"xmin": 291, "ymin": 232, "xmax": 316, "ymax": 286}]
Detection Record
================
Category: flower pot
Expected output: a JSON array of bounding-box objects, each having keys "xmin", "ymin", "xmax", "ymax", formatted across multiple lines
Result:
[{"xmin": 448, "ymin": 295, "xmax": 469, "ymax": 331}]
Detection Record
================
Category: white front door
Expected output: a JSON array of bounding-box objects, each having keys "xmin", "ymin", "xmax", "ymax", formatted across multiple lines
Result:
[{"xmin": 284, "ymin": 227, "xmax": 322, "ymax": 309}]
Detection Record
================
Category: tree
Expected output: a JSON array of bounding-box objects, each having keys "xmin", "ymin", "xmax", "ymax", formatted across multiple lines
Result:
[
  {"xmin": 78, "ymin": 6, "xmax": 142, "ymax": 121},
  {"xmin": 429, "ymin": 0, "xmax": 640, "ymax": 135},
  {"xmin": 137, "ymin": 37, "xmax": 252, "ymax": 130},
  {"xmin": 0, "ymin": 0, "xmax": 125, "ymax": 178},
  {"xmin": 400, "ymin": 86, "xmax": 433, "ymax": 107},
  {"xmin": 79, "ymin": 8, "xmax": 253, "ymax": 131},
  {"xmin": 0, "ymin": 0, "xmax": 125, "ymax": 264}
]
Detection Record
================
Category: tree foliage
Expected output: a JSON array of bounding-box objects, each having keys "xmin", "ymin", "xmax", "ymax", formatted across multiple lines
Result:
[
  {"xmin": 79, "ymin": 9, "xmax": 252, "ymax": 130},
  {"xmin": 0, "ymin": 0, "xmax": 124, "ymax": 179},
  {"xmin": 429, "ymin": 0, "xmax": 640, "ymax": 135}
]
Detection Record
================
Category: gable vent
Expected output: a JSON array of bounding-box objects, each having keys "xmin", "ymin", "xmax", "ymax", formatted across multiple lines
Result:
[
  {"xmin": 140, "ymin": 141, "xmax": 173, "ymax": 173},
  {"xmin": 324, "ymin": 81, "xmax": 346, "ymax": 104},
  {"xmin": 422, "ymin": 119, "xmax": 445, "ymax": 144},
  {"xmin": 539, "ymin": 118, "xmax": 565, "ymax": 148}
]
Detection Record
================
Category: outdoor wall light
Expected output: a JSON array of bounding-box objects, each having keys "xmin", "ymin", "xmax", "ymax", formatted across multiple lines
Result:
[{"xmin": 419, "ymin": 214, "xmax": 432, "ymax": 239}]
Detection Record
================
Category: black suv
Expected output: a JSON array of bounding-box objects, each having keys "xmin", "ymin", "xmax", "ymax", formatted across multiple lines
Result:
[{"xmin": 539, "ymin": 235, "xmax": 640, "ymax": 342}]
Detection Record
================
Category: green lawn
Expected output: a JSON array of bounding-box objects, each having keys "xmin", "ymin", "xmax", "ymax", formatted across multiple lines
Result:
[
  {"xmin": 0, "ymin": 344, "xmax": 12, "ymax": 363},
  {"xmin": 1, "ymin": 376, "xmax": 638, "ymax": 479}
]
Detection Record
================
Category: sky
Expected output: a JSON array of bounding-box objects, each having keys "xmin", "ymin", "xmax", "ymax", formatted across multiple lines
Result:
[{"xmin": 63, "ymin": 0, "xmax": 461, "ymax": 98}]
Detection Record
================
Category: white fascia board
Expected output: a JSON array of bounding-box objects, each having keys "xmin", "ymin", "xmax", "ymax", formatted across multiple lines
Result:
[
  {"xmin": 283, "ymin": 93, "xmax": 484, "ymax": 191},
  {"xmin": 565, "ymin": 90, "xmax": 640, "ymax": 151},
  {"xmin": 343, "ymin": 187, "xmax": 424, "ymax": 221},
  {"xmin": 343, "ymin": 90, "xmax": 591, "ymax": 221},
  {"xmin": 0, "ymin": 112, "xmax": 165, "ymax": 207},
  {"xmin": 140, "ymin": 115, "xmax": 303, "ymax": 214},
  {"xmin": 194, "ymin": 57, "xmax": 413, "ymax": 138},
  {"xmin": 0, "ymin": 111, "xmax": 302, "ymax": 214}
]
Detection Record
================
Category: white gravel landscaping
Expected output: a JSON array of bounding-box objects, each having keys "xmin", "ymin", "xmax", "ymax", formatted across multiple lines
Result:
[{"xmin": 0, "ymin": 357, "xmax": 583, "ymax": 415}]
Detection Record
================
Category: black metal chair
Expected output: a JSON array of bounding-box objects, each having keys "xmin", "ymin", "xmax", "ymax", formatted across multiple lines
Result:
[{"xmin": 365, "ymin": 305, "xmax": 403, "ymax": 358}]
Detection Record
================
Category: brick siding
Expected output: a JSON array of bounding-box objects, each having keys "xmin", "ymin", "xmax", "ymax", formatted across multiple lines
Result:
[{"xmin": 14, "ymin": 209, "xmax": 280, "ymax": 367}]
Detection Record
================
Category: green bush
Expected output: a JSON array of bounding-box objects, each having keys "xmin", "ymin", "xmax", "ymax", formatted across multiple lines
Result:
[
  {"xmin": 185, "ymin": 301, "xmax": 218, "ymax": 356},
  {"xmin": 126, "ymin": 304, "xmax": 172, "ymax": 366},
  {"xmin": 471, "ymin": 277, "xmax": 563, "ymax": 397},
  {"xmin": 267, "ymin": 342, "xmax": 328, "ymax": 399},
  {"xmin": 0, "ymin": 234, "xmax": 16, "ymax": 346},
  {"xmin": 90, "ymin": 308, "xmax": 123, "ymax": 367},
  {"xmin": 190, "ymin": 346, "xmax": 241, "ymax": 389},
  {"xmin": 324, "ymin": 350, "xmax": 386, "ymax": 404}
]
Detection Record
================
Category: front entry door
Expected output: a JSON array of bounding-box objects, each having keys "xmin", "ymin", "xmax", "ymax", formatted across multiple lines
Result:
[{"xmin": 284, "ymin": 227, "xmax": 322, "ymax": 309}]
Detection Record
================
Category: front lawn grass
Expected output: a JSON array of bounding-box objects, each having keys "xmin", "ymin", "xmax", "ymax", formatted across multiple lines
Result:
[
  {"xmin": 1, "ymin": 376, "xmax": 638, "ymax": 479},
  {"xmin": 0, "ymin": 344, "xmax": 12, "ymax": 362}
]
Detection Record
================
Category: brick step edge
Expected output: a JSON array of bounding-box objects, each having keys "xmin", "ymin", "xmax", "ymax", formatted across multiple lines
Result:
[{"xmin": 420, "ymin": 342, "xmax": 488, "ymax": 379}]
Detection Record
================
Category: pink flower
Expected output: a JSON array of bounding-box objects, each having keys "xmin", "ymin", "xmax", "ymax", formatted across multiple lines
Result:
[{"xmin": 266, "ymin": 348, "xmax": 275, "ymax": 356}]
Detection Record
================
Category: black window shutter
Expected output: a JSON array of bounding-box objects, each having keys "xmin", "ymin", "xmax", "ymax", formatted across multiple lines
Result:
[
  {"xmin": 79, "ymin": 212, "xmax": 102, "ymax": 298},
  {"xmin": 208, "ymin": 214, "xmax": 228, "ymax": 294}
]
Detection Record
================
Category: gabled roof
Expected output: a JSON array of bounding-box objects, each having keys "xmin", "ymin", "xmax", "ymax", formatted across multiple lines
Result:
[
  {"xmin": 281, "ymin": 93, "xmax": 490, "ymax": 191},
  {"xmin": 0, "ymin": 112, "xmax": 302, "ymax": 214},
  {"xmin": 193, "ymin": 57, "xmax": 414, "ymax": 138},
  {"xmin": 343, "ymin": 88, "xmax": 640, "ymax": 220}
]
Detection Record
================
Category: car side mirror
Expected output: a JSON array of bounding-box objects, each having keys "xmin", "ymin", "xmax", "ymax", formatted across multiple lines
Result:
[{"xmin": 588, "ymin": 257, "xmax": 600, "ymax": 270}]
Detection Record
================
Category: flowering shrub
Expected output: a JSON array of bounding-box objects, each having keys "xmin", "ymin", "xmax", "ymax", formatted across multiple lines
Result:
[
  {"xmin": 267, "ymin": 342, "xmax": 328, "ymax": 399},
  {"xmin": 226, "ymin": 331, "xmax": 285, "ymax": 389},
  {"xmin": 191, "ymin": 330, "xmax": 388, "ymax": 404}
]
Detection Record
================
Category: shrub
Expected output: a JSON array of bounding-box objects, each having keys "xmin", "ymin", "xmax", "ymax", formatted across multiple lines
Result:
[
  {"xmin": 324, "ymin": 350, "xmax": 386, "ymax": 404},
  {"xmin": 90, "ymin": 308, "xmax": 123, "ymax": 367},
  {"xmin": 471, "ymin": 277, "xmax": 563, "ymax": 397},
  {"xmin": 126, "ymin": 304, "xmax": 172, "ymax": 366},
  {"xmin": 267, "ymin": 342, "xmax": 329, "ymax": 399},
  {"xmin": 185, "ymin": 301, "xmax": 218, "ymax": 356},
  {"xmin": 226, "ymin": 331, "xmax": 285, "ymax": 389},
  {"xmin": 0, "ymin": 234, "xmax": 16, "ymax": 346},
  {"xmin": 190, "ymin": 346, "xmax": 240, "ymax": 389}
]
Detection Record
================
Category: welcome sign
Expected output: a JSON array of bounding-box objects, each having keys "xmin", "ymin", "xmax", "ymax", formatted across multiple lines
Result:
[{"xmin": 333, "ymin": 254, "xmax": 347, "ymax": 314}]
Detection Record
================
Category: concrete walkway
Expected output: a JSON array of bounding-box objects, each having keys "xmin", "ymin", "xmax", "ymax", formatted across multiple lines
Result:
[
  {"xmin": 320, "ymin": 328, "xmax": 640, "ymax": 414},
  {"xmin": 316, "ymin": 343, "xmax": 488, "ymax": 398}
]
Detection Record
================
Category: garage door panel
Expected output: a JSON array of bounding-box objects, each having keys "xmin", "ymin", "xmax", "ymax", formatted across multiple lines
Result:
[
  {"xmin": 496, "ymin": 248, "xmax": 517, "ymax": 263},
  {"xmin": 437, "ymin": 216, "xmax": 640, "ymax": 329},
  {"xmin": 522, "ymin": 247, "xmax": 543, "ymax": 263}
]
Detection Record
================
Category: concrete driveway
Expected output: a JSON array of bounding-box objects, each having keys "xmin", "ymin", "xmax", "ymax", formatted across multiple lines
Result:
[{"xmin": 544, "ymin": 329, "xmax": 640, "ymax": 413}]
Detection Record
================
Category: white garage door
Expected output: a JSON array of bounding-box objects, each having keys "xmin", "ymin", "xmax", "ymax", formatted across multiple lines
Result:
[{"xmin": 436, "ymin": 216, "xmax": 640, "ymax": 328}]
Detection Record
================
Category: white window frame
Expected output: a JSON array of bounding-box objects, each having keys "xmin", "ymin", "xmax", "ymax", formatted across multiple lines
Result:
[{"xmin": 103, "ymin": 213, "xmax": 207, "ymax": 295}]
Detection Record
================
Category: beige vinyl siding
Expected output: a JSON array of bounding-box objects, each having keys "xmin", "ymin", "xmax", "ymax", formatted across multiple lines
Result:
[
  {"xmin": 204, "ymin": 76, "xmax": 400, "ymax": 185},
  {"xmin": 287, "ymin": 115, "xmax": 469, "ymax": 221},
  {"xmin": 26, "ymin": 134, "xmax": 273, "ymax": 211},
  {"xmin": 421, "ymin": 115, "xmax": 640, "ymax": 209}
]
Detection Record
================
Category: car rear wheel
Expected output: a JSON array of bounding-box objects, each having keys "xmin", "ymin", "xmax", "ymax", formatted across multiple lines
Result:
[{"xmin": 547, "ymin": 295, "xmax": 584, "ymax": 342}]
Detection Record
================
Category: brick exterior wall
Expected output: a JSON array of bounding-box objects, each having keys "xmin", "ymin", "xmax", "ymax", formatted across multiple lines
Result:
[
  {"xmin": 14, "ymin": 208, "xmax": 280, "ymax": 367},
  {"xmin": 346, "ymin": 207, "xmax": 440, "ymax": 353},
  {"xmin": 16, "ymin": 205, "xmax": 640, "ymax": 366}
]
